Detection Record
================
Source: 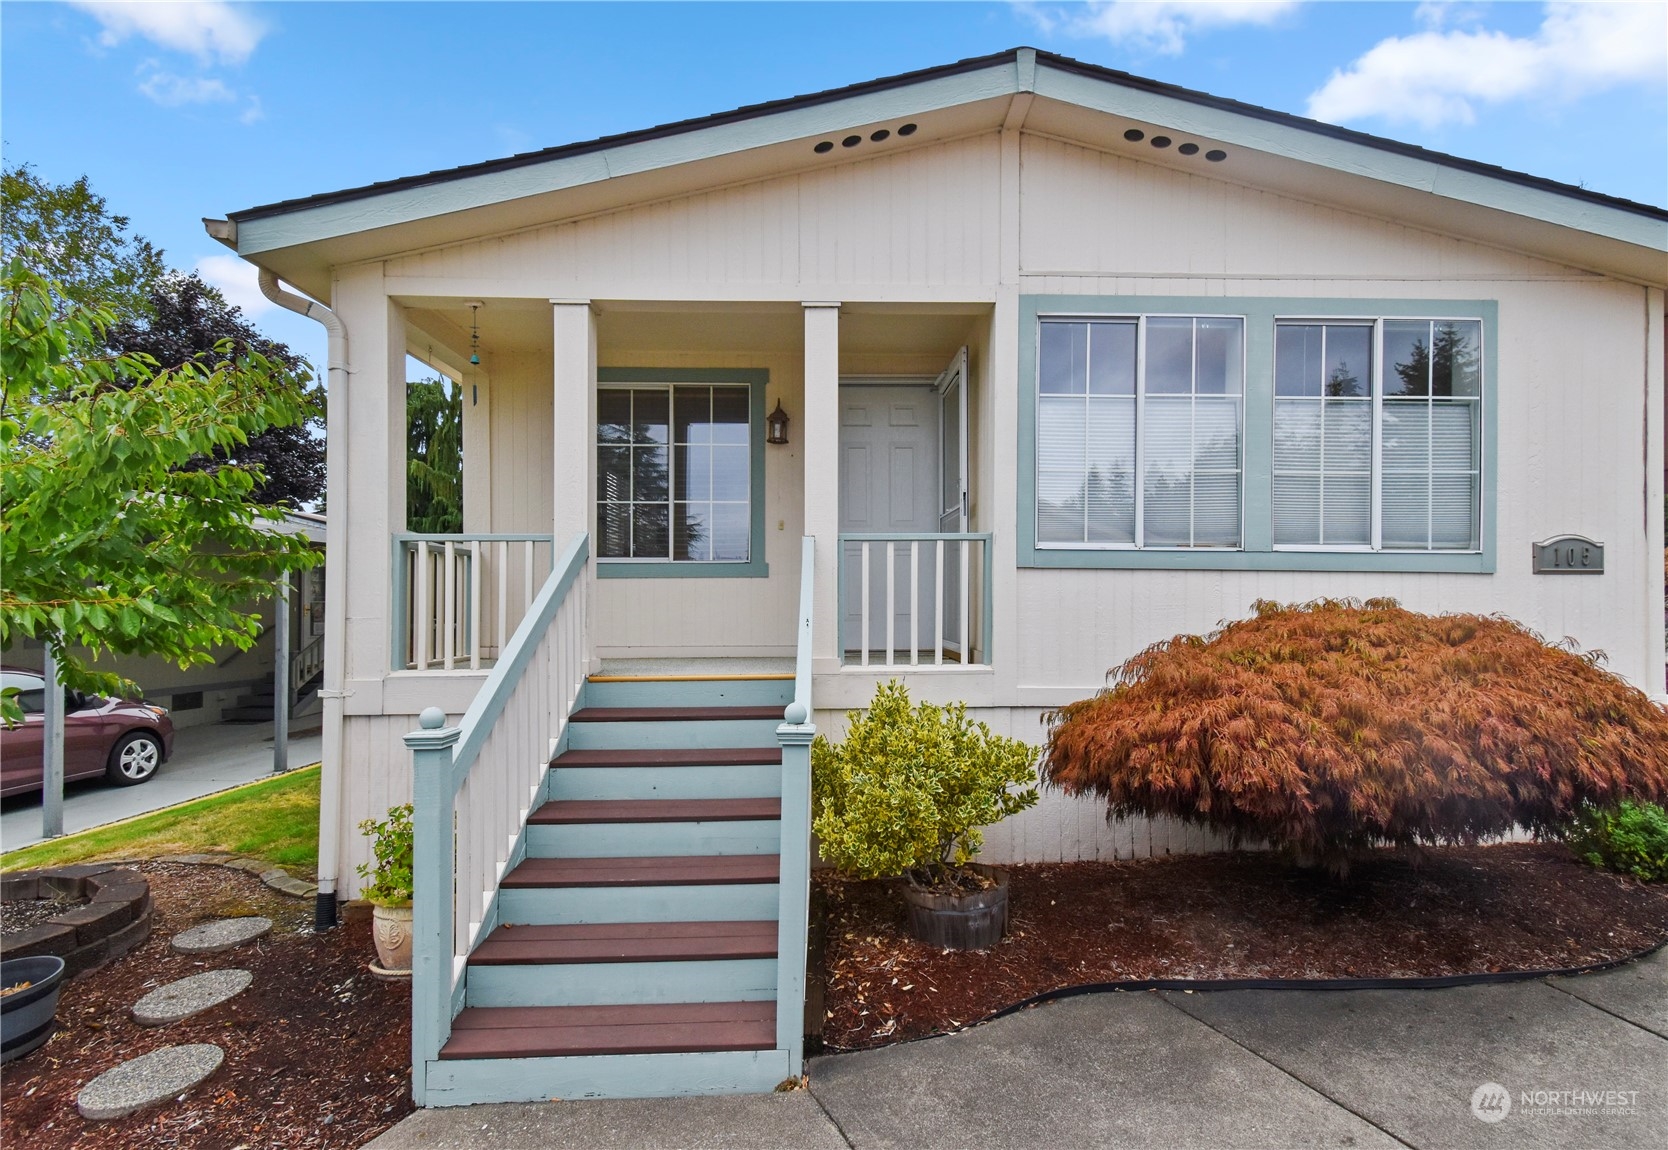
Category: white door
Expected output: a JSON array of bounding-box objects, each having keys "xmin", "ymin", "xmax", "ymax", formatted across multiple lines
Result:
[{"xmin": 839, "ymin": 385, "xmax": 939, "ymax": 657}]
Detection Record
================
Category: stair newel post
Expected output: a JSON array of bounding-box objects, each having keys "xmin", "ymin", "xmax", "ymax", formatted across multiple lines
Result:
[
  {"xmin": 776, "ymin": 708, "xmax": 814, "ymax": 1076},
  {"xmin": 404, "ymin": 706, "xmax": 461, "ymax": 1105}
]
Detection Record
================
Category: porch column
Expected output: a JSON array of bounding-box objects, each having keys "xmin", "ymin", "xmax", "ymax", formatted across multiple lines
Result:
[
  {"xmin": 551, "ymin": 301, "xmax": 597, "ymax": 552},
  {"xmin": 552, "ymin": 300, "xmax": 598, "ymax": 674},
  {"xmin": 333, "ymin": 264, "xmax": 407, "ymax": 687},
  {"xmin": 803, "ymin": 303, "xmax": 841, "ymax": 671}
]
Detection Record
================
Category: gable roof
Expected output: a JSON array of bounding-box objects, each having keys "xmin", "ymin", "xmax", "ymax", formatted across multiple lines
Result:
[{"xmin": 217, "ymin": 47, "xmax": 1668, "ymax": 291}]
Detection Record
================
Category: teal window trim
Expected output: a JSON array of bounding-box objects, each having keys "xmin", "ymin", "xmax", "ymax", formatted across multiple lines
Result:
[
  {"xmin": 1018, "ymin": 295, "xmax": 1498, "ymax": 574},
  {"xmin": 595, "ymin": 367, "xmax": 770, "ymax": 580}
]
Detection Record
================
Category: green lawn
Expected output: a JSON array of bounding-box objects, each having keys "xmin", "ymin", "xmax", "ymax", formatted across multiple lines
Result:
[{"xmin": 0, "ymin": 765, "xmax": 320, "ymax": 876}]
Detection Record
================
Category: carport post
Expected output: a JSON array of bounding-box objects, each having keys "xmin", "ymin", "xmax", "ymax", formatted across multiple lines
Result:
[
  {"xmin": 274, "ymin": 576, "xmax": 290, "ymax": 774},
  {"xmin": 42, "ymin": 644, "xmax": 64, "ymax": 838}
]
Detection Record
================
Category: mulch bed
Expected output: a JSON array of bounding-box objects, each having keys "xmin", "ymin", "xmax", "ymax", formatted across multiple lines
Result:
[
  {"xmin": 1, "ymin": 862, "xmax": 413, "ymax": 1150},
  {"xmin": 817, "ymin": 842, "xmax": 1668, "ymax": 1051}
]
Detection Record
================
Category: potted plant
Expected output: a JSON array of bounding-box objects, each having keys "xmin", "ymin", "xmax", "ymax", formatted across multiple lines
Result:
[
  {"xmin": 356, "ymin": 803, "xmax": 415, "ymax": 976},
  {"xmin": 812, "ymin": 681, "xmax": 1039, "ymax": 950}
]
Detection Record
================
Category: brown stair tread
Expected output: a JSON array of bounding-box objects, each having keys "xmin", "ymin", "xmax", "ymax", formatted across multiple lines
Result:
[
  {"xmin": 503, "ymin": 854, "xmax": 780, "ymax": 888},
  {"xmin": 470, "ymin": 920, "xmax": 777, "ymax": 965},
  {"xmin": 441, "ymin": 1001, "xmax": 774, "ymax": 1060},
  {"xmin": 551, "ymin": 747, "xmax": 782, "ymax": 768},
  {"xmin": 571, "ymin": 706, "xmax": 786, "ymax": 722},
  {"xmin": 531, "ymin": 797, "xmax": 780, "ymax": 825}
]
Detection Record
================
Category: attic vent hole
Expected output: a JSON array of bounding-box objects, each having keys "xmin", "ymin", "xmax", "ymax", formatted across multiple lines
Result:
[
  {"xmin": 870, "ymin": 129, "xmax": 890, "ymax": 142},
  {"xmin": 1206, "ymin": 149, "xmax": 1228, "ymax": 162},
  {"xmin": 841, "ymin": 135, "xmax": 862, "ymax": 148},
  {"xmin": 814, "ymin": 141, "xmax": 834, "ymax": 154},
  {"xmin": 1151, "ymin": 136, "xmax": 1172, "ymax": 149},
  {"xmin": 1178, "ymin": 142, "xmax": 1200, "ymax": 156},
  {"xmin": 897, "ymin": 122, "xmax": 918, "ymax": 136},
  {"xmin": 1123, "ymin": 128, "xmax": 1145, "ymax": 142}
]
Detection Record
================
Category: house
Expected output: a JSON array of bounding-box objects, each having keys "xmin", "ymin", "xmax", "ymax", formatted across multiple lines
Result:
[
  {"xmin": 5, "ymin": 510, "xmax": 327, "ymax": 729},
  {"xmin": 206, "ymin": 49, "xmax": 1667, "ymax": 1105}
]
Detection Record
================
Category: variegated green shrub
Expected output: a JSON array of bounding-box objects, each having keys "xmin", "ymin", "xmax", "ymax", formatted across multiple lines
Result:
[{"xmin": 811, "ymin": 681, "xmax": 1039, "ymax": 884}]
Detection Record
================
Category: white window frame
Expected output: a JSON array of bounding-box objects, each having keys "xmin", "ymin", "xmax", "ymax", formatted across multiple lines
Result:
[
  {"xmin": 1034, "ymin": 312, "xmax": 1247, "ymax": 551},
  {"xmin": 1272, "ymin": 315, "xmax": 1485, "ymax": 555}
]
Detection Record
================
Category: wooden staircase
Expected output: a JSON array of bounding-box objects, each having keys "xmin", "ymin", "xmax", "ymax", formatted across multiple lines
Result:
[{"xmin": 423, "ymin": 674, "xmax": 803, "ymax": 1102}]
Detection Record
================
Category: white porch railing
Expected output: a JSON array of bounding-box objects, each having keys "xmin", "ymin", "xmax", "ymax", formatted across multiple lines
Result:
[
  {"xmin": 395, "ymin": 533, "xmax": 555, "ymax": 671},
  {"xmin": 403, "ymin": 533, "xmax": 590, "ymax": 1104},
  {"xmin": 838, "ymin": 532, "xmax": 993, "ymax": 666}
]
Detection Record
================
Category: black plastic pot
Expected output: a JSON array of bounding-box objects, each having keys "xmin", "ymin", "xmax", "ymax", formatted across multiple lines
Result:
[
  {"xmin": 1, "ymin": 955, "xmax": 67, "ymax": 1064},
  {"xmin": 902, "ymin": 864, "xmax": 1009, "ymax": 951}
]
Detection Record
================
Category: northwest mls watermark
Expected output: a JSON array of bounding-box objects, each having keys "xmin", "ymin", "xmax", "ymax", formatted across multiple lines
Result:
[{"xmin": 1471, "ymin": 1082, "xmax": 1643, "ymax": 1123}]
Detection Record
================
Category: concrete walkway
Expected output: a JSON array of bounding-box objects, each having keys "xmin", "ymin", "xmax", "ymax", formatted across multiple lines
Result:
[
  {"xmin": 366, "ymin": 946, "xmax": 1667, "ymax": 1149},
  {"xmin": 0, "ymin": 721, "xmax": 321, "ymax": 852}
]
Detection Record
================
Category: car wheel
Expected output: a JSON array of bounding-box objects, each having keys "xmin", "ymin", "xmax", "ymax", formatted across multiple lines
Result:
[{"xmin": 107, "ymin": 731, "xmax": 163, "ymax": 786}]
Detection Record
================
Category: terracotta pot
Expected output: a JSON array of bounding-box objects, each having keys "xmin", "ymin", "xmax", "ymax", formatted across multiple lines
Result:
[
  {"xmin": 370, "ymin": 904, "xmax": 413, "ymax": 975},
  {"xmin": 901, "ymin": 864, "xmax": 1009, "ymax": 951}
]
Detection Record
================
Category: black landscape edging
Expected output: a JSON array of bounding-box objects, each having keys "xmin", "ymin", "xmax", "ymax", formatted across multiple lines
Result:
[{"xmin": 814, "ymin": 935, "xmax": 1668, "ymax": 1056}]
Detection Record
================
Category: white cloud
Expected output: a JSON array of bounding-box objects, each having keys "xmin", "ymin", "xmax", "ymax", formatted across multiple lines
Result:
[
  {"xmin": 137, "ymin": 66, "xmax": 236, "ymax": 107},
  {"xmin": 1018, "ymin": 1, "xmax": 1300, "ymax": 56},
  {"xmin": 196, "ymin": 254, "xmax": 273, "ymax": 318},
  {"xmin": 1307, "ymin": 2, "xmax": 1667, "ymax": 129},
  {"xmin": 69, "ymin": 0, "xmax": 266, "ymax": 65}
]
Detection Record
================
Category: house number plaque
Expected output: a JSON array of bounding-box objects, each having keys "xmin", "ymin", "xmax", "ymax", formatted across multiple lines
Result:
[{"xmin": 1532, "ymin": 536, "xmax": 1604, "ymax": 574}]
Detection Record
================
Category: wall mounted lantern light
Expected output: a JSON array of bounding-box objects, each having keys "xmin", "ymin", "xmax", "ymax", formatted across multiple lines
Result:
[{"xmin": 766, "ymin": 400, "xmax": 790, "ymax": 445}]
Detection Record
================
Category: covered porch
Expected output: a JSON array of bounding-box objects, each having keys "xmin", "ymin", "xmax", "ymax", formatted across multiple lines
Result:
[{"xmin": 375, "ymin": 295, "xmax": 1002, "ymax": 704}]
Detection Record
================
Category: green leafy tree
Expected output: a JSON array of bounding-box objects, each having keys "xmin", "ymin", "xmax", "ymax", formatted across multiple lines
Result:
[
  {"xmin": 3, "ymin": 165, "xmax": 325, "ymax": 507},
  {"xmin": 111, "ymin": 273, "xmax": 325, "ymax": 507},
  {"xmin": 0, "ymin": 260, "xmax": 320, "ymax": 722},
  {"xmin": 1, "ymin": 164, "xmax": 165, "ymax": 321},
  {"xmin": 407, "ymin": 376, "xmax": 463, "ymax": 533}
]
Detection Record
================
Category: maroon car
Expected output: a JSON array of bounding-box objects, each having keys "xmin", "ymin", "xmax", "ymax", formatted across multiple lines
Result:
[{"xmin": 0, "ymin": 668, "xmax": 175, "ymax": 797}]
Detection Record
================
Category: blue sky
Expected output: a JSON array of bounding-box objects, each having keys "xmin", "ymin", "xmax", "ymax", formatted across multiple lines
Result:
[{"xmin": 4, "ymin": 1, "xmax": 1664, "ymax": 370}]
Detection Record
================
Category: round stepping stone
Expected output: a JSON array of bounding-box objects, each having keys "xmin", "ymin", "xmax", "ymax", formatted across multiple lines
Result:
[
  {"xmin": 170, "ymin": 916, "xmax": 271, "ymax": 955},
  {"xmin": 76, "ymin": 1044, "xmax": 224, "ymax": 1120},
  {"xmin": 132, "ymin": 969, "xmax": 253, "ymax": 1026}
]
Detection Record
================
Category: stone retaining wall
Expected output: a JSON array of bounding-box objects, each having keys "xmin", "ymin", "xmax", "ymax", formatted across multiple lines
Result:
[{"xmin": 0, "ymin": 864, "xmax": 153, "ymax": 977}]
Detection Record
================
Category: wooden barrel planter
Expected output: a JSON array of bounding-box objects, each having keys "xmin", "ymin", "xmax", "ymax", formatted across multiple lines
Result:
[{"xmin": 902, "ymin": 864, "xmax": 1009, "ymax": 951}]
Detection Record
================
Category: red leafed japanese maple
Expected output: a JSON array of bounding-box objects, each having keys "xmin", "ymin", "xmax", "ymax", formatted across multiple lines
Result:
[{"xmin": 1043, "ymin": 599, "xmax": 1668, "ymax": 872}]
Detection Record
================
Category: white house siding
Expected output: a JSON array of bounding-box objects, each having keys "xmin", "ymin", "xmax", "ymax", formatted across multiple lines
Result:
[
  {"xmin": 325, "ymin": 126, "xmax": 1661, "ymax": 894},
  {"xmin": 1012, "ymin": 136, "xmax": 1657, "ymax": 695},
  {"xmin": 336, "ymin": 714, "xmax": 420, "ymax": 901},
  {"xmin": 383, "ymin": 132, "xmax": 1003, "ymax": 296}
]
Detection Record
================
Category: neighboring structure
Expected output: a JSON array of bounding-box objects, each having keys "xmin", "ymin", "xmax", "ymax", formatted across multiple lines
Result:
[
  {"xmin": 209, "ymin": 49, "xmax": 1667, "ymax": 1103},
  {"xmin": 5, "ymin": 511, "xmax": 327, "ymax": 729}
]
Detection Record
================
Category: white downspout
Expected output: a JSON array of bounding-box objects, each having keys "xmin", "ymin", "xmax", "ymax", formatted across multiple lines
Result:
[{"xmin": 257, "ymin": 267, "xmax": 350, "ymax": 931}]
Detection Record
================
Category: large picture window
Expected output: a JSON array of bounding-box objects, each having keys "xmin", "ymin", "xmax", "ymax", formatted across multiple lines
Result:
[
  {"xmin": 1037, "ymin": 315, "xmax": 1244, "ymax": 549},
  {"xmin": 598, "ymin": 383, "xmax": 752, "ymax": 563},
  {"xmin": 1274, "ymin": 318, "xmax": 1481, "ymax": 551}
]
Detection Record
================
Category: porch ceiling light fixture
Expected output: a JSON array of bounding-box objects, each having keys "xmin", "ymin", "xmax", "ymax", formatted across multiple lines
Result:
[
  {"xmin": 766, "ymin": 399, "xmax": 790, "ymax": 445},
  {"xmin": 466, "ymin": 300, "xmax": 484, "ymax": 365}
]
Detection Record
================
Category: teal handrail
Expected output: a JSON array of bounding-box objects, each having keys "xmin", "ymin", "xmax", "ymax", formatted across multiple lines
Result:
[
  {"xmin": 774, "ymin": 536, "xmax": 815, "ymax": 1072},
  {"xmin": 403, "ymin": 532, "xmax": 589, "ymax": 1104}
]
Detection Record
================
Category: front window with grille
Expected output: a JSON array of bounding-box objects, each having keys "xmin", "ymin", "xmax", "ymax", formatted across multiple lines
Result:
[
  {"xmin": 597, "ymin": 384, "xmax": 751, "ymax": 562},
  {"xmin": 1273, "ymin": 318, "xmax": 1481, "ymax": 551}
]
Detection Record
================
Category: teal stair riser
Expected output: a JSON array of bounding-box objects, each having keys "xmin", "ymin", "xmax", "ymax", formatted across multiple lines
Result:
[
  {"xmin": 497, "ymin": 883, "xmax": 780, "ymax": 925},
  {"xmin": 466, "ymin": 958, "xmax": 777, "ymax": 1007},
  {"xmin": 567, "ymin": 718, "xmax": 782, "ymax": 750},
  {"xmin": 548, "ymin": 764, "xmax": 781, "ymax": 801},
  {"xmin": 526, "ymin": 820, "xmax": 781, "ymax": 858},
  {"xmin": 423, "ymin": 1048, "xmax": 794, "ymax": 1106},
  {"xmin": 584, "ymin": 680, "xmax": 792, "ymax": 709}
]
